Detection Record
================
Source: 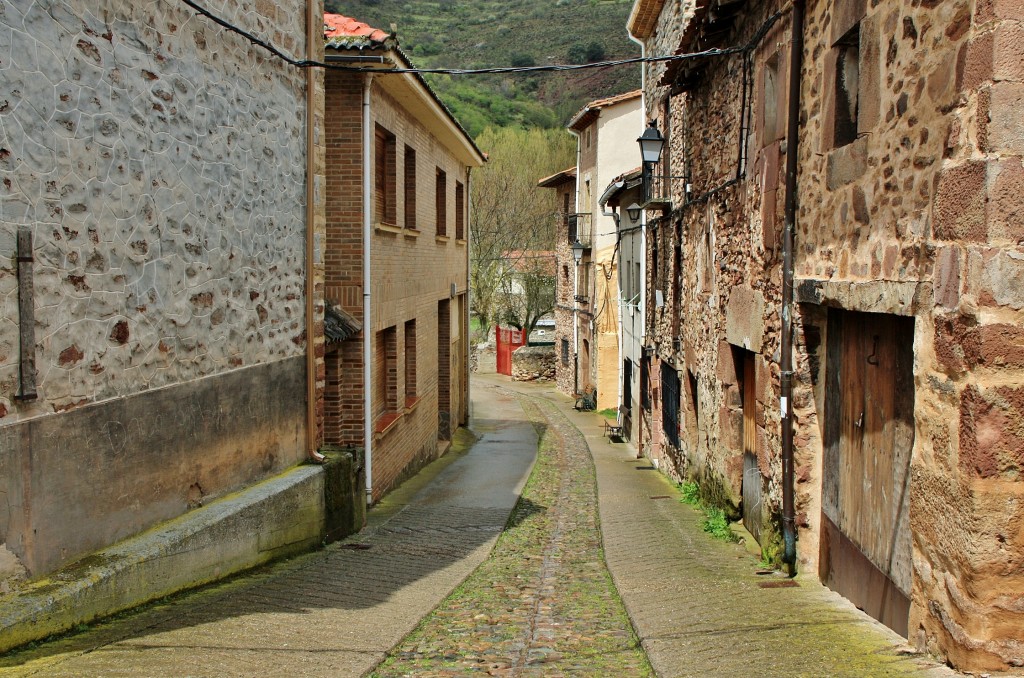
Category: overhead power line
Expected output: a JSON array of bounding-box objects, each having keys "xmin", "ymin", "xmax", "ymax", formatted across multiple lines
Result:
[{"xmin": 178, "ymin": 0, "xmax": 751, "ymax": 75}]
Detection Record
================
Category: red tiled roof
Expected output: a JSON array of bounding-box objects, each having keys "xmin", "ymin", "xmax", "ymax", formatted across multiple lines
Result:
[{"xmin": 324, "ymin": 13, "xmax": 391, "ymax": 49}]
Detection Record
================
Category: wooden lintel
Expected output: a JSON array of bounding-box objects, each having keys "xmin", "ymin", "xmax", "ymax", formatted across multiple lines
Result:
[{"xmin": 15, "ymin": 226, "xmax": 37, "ymax": 401}]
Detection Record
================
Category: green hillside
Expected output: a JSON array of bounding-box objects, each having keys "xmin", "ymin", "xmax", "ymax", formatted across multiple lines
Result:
[{"xmin": 325, "ymin": 0, "xmax": 640, "ymax": 135}]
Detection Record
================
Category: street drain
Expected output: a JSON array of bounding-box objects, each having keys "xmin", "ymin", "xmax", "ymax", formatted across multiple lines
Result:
[
  {"xmin": 340, "ymin": 543, "xmax": 373, "ymax": 550},
  {"xmin": 758, "ymin": 580, "xmax": 799, "ymax": 589},
  {"xmin": 649, "ymin": 495, "xmax": 671, "ymax": 499}
]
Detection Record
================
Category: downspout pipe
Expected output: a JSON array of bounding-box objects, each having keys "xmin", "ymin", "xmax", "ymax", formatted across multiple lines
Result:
[
  {"xmin": 362, "ymin": 73, "xmax": 374, "ymax": 506},
  {"xmin": 305, "ymin": 1, "xmax": 325, "ymax": 464},
  {"xmin": 780, "ymin": 0, "xmax": 805, "ymax": 576}
]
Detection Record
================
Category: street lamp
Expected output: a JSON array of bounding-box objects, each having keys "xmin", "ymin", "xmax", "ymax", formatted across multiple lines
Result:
[
  {"xmin": 625, "ymin": 203, "xmax": 642, "ymax": 222},
  {"xmin": 637, "ymin": 121, "xmax": 665, "ymax": 165},
  {"xmin": 571, "ymin": 238, "xmax": 585, "ymax": 265}
]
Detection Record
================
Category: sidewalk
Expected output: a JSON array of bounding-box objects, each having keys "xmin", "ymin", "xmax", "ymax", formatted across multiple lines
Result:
[
  {"xmin": 0, "ymin": 382, "xmax": 537, "ymax": 677},
  {"xmin": 2, "ymin": 374, "xmax": 961, "ymax": 677},
  {"xmin": 495, "ymin": 375, "xmax": 957, "ymax": 678}
]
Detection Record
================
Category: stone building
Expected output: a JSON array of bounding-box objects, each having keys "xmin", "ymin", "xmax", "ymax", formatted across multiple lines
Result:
[
  {"xmin": 628, "ymin": 0, "xmax": 1023, "ymax": 670},
  {"xmin": 0, "ymin": 0, "xmax": 325, "ymax": 581},
  {"xmin": 566, "ymin": 90, "xmax": 643, "ymax": 411},
  {"xmin": 537, "ymin": 167, "xmax": 578, "ymax": 398},
  {"xmin": 321, "ymin": 14, "xmax": 485, "ymax": 502}
]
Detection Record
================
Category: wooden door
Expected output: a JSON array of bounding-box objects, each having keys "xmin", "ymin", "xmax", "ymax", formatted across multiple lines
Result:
[
  {"xmin": 741, "ymin": 351, "xmax": 762, "ymax": 544},
  {"xmin": 821, "ymin": 310, "xmax": 914, "ymax": 637}
]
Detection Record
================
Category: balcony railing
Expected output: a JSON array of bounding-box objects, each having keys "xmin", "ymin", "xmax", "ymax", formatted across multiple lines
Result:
[
  {"xmin": 567, "ymin": 212, "xmax": 593, "ymax": 248},
  {"xmin": 641, "ymin": 173, "xmax": 673, "ymax": 209}
]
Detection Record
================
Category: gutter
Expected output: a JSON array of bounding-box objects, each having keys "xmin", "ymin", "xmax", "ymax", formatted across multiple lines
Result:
[
  {"xmin": 362, "ymin": 73, "xmax": 375, "ymax": 506},
  {"xmin": 305, "ymin": 1, "xmax": 325, "ymax": 464},
  {"xmin": 779, "ymin": 0, "xmax": 805, "ymax": 576}
]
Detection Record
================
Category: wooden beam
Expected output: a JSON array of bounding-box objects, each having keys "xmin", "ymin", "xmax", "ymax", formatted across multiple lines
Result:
[{"xmin": 16, "ymin": 225, "xmax": 37, "ymax": 401}]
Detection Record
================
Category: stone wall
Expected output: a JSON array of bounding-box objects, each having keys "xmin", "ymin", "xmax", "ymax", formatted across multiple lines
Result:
[
  {"xmin": 636, "ymin": 0, "xmax": 1024, "ymax": 670},
  {"xmin": 512, "ymin": 345, "xmax": 556, "ymax": 382},
  {"xmin": 0, "ymin": 0, "xmax": 317, "ymax": 576}
]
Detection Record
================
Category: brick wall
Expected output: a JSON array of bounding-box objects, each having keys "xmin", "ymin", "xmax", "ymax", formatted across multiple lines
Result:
[{"xmin": 323, "ymin": 72, "xmax": 472, "ymax": 501}]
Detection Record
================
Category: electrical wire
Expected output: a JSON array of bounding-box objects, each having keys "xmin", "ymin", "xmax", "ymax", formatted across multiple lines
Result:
[{"xmin": 179, "ymin": 0, "xmax": 747, "ymax": 75}]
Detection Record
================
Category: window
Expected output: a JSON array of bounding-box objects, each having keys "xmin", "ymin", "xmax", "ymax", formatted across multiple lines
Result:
[
  {"xmin": 661, "ymin": 362, "xmax": 681, "ymax": 448},
  {"xmin": 585, "ymin": 128, "xmax": 591, "ymax": 149},
  {"xmin": 833, "ymin": 25, "xmax": 860, "ymax": 148},
  {"xmin": 763, "ymin": 53, "xmax": 781, "ymax": 144},
  {"xmin": 376, "ymin": 326, "xmax": 398, "ymax": 418},
  {"xmin": 455, "ymin": 181, "xmax": 465, "ymax": 240},
  {"xmin": 375, "ymin": 124, "xmax": 397, "ymax": 226},
  {"xmin": 404, "ymin": 145, "xmax": 417, "ymax": 230},
  {"xmin": 561, "ymin": 338, "xmax": 570, "ymax": 366},
  {"xmin": 404, "ymin": 319, "xmax": 417, "ymax": 403},
  {"xmin": 435, "ymin": 168, "xmax": 447, "ymax": 237}
]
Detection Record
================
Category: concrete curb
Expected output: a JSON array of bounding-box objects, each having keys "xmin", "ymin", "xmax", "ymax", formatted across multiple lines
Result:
[{"xmin": 0, "ymin": 464, "xmax": 326, "ymax": 654}]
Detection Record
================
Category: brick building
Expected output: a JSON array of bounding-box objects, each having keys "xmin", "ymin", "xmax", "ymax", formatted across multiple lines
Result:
[
  {"xmin": 629, "ymin": 0, "xmax": 1023, "ymax": 670},
  {"xmin": 322, "ymin": 14, "xmax": 485, "ymax": 503},
  {"xmin": 0, "ymin": 0, "xmax": 325, "ymax": 581}
]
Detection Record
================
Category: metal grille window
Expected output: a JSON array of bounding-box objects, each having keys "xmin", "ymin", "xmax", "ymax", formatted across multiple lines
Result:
[
  {"xmin": 661, "ymin": 362, "xmax": 680, "ymax": 448},
  {"xmin": 561, "ymin": 338, "xmax": 569, "ymax": 366}
]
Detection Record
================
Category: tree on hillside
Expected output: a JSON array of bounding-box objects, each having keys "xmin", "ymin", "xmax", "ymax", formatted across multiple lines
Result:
[{"xmin": 470, "ymin": 126, "xmax": 574, "ymax": 340}]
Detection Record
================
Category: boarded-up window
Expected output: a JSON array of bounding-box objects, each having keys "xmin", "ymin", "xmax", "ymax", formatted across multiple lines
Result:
[{"xmin": 375, "ymin": 124, "xmax": 397, "ymax": 225}]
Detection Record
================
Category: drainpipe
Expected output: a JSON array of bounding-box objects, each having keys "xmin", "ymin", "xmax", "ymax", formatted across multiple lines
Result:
[
  {"xmin": 629, "ymin": 19, "xmax": 647, "ymax": 459},
  {"xmin": 780, "ymin": 0, "xmax": 805, "ymax": 576},
  {"xmin": 466, "ymin": 167, "xmax": 473, "ymax": 421},
  {"xmin": 362, "ymin": 73, "xmax": 374, "ymax": 506},
  {"xmin": 305, "ymin": 1, "xmax": 325, "ymax": 464}
]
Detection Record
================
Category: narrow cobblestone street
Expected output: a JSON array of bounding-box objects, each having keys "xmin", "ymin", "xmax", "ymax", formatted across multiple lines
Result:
[{"xmin": 0, "ymin": 376, "xmax": 959, "ymax": 677}]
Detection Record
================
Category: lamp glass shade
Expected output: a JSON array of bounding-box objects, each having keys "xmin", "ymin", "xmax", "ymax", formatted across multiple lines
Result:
[
  {"xmin": 637, "ymin": 122, "xmax": 664, "ymax": 165},
  {"xmin": 571, "ymin": 239, "xmax": 585, "ymax": 263},
  {"xmin": 626, "ymin": 203, "xmax": 642, "ymax": 222}
]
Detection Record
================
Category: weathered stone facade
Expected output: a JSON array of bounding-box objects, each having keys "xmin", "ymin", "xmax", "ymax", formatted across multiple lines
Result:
[
  {"xmin": 538, "ymin": 169, "xmax": 578, "ymax": 398},
  {"xmin": 0, "ymin": 0, "xmax": 321, "ymax": 576},
  {"xmin": 631, "ymin": 0, "xmax": 1024, "ymax": 670}
]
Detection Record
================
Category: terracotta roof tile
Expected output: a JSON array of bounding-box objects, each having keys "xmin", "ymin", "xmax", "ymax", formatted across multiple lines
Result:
[{"xmin": 324, "ymin": 13, "xmax": 392, "ymax": 49}]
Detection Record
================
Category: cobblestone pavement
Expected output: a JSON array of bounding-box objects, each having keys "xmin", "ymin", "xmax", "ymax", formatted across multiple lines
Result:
[
  {"xmin": 372, "ymin": 394, "xmax": 652, "ymax": 677},
  {"xmin": 496, "ymin": 376, "xmax": 961, "ymax": 678},
  {"xmin": 0, "ymin": 382, "xmax": 537, "ymax": 678},
  {"xmin": 0, "ymin": 376, "xmax": 968, "ymax": 677}
]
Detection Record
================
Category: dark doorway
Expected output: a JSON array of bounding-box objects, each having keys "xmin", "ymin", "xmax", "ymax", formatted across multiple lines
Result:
[
  {"xmin": 737, "ymin": 348, "xmax": 763, "ymax": 545},
  {"xmin": 622, "ymin": 359, "xmax": 633, "ymax": 441}
]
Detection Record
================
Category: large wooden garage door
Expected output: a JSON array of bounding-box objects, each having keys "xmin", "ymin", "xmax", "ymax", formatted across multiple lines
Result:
[{"xmin": 821, "ymin": 309, "xmax": 914, "ymax": 637}]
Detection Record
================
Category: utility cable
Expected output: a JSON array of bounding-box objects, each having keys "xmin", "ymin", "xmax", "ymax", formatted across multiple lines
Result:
[{"xmin": 178, "ymin": 0, "xmax": 766, "ymax": 75}]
